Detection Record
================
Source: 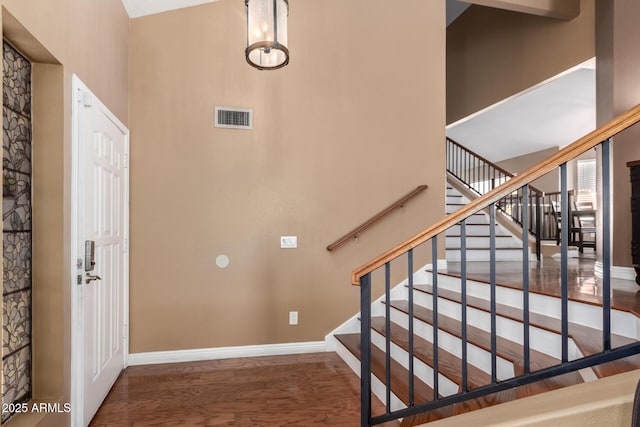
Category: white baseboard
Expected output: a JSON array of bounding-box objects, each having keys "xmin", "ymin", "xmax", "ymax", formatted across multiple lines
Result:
[
  {"xmin": 594, "ymin": 261, "xmax": 637, "ymax": 281},
  {"xmin": 128, "ymin": 341, "xmax": 326, "ymax": 366}
]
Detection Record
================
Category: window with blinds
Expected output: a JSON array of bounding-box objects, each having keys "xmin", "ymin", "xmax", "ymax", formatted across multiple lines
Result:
[{"xmin": 577, "ymin": 158, "xmax": 597, "ymax": 207}]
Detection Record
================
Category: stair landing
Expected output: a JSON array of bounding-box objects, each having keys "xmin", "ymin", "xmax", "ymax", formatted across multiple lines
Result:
[{"xmin": 444, "ymin": 255, "xmax": 640, "ymax": 315}]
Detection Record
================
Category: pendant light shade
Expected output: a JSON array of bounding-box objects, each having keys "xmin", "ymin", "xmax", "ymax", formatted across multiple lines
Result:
[{"xmin": 245, "ymin": 0, "xmax": 289, "ymax": 70}]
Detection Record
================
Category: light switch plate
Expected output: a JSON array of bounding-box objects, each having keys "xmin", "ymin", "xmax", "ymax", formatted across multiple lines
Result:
[
  {"xmin": 289, "ymin": 311, "xmax": 298, "ymax": 325},
  {"xmin": 280, "ymin": 236, "xmax": 297, "ymax": 249}
]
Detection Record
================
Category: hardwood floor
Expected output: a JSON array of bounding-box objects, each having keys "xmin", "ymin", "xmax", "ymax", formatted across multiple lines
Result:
[
  {"xmin": 89, "ymin": 352, "xmax": 396, "ymax": 427},
  {"xmin": 91, "ymin": 253, "xmax": 640, "ymax": 426}
]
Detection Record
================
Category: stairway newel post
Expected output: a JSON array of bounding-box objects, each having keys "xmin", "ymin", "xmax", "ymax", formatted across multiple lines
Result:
[{"xmin": 360, "ymin": 273, "xmax": 372, "ymax": 427}]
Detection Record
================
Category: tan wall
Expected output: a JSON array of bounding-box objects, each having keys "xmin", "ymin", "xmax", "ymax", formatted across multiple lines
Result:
[
  {"xmin": 1, "ymin": 0, "xmax": 129, "ymax": 123},
  {"xmin": 447, "ymin": 0, "xmax": 595, "ymax": 124},
  {"xmin": 596, "ymin": 1, "xmax": 640, "ymax": 268},
  {"xmin": 129, "ymin": 0, "xmax": 446, "ymax": 352},
  {"xmin": 0, "ymin": 1, "xmax": 129, "ymax": 425},
  {"xmin": 497, "ymin": 147, "xmax": 560, "ymax": 192}
]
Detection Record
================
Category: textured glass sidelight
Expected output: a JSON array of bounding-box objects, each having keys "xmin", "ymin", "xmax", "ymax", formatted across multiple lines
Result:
[
  {"xmin": 2, "ymin": 40, "xmax": 32, "ymax": 424},
  {"xmin": 246, "ymin": 0, "xmax": 289, "ymax": 70}
]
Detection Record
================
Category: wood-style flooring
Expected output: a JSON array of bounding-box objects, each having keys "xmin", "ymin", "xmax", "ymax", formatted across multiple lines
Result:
[
  {"xmin": 89, "ymin": 352, "xmax": 397, "ymax": 427},
  {"xmin": 91, "ymin": 253, "xmax": 640, "ymax": 426},
  {"xmin": 443, "ymin": 250, "xmax": 640, "ymax": 314}
]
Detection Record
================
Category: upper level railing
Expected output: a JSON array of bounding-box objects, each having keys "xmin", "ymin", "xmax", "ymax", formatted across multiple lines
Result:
[
  {"xmin": 539, "ymin": 190, "xmax": 575, "ymax": 242},
  {"xmin": 326, "ymin": 185, "xmax": 428, "ymax": 251},
  {"xmin": 446, "ymin": 137, "xmax": 543, "ymax": 258},
  {"xmin": 352, "ymin": 104, "xmax": 640, "ymax": 426}
]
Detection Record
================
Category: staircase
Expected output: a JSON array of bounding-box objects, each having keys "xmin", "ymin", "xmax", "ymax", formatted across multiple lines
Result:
[
  {"xmin": 328, "ymin": 263, "xmax": 640, "ymax": 425},
  {"xmin": 327, "ymin": 105, "xmax": 640, "ymax": 426},
  {"xmin": 445, "ymin": 184, "xmax": 529, "ymax": 262}
]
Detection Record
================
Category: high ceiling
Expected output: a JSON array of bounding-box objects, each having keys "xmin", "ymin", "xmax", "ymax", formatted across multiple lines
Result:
[
  {"xmin": 123, "ymin": 0, "xmax": 471, "ymax": 20},
  {"xmin": 120, "ymin": 0, "xmax": 219, "ymax": 18},
  {"xmin": 121, "ymin": 0, "xmax": 596, "ymax": 164}
]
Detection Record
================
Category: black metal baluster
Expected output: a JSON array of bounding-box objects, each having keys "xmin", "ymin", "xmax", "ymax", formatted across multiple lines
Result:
[
  {"xmin": 477, "ymin": 156, "xmax": 480, "ymax": 193},
  {"xmin": 431, "ymin": 238, "xmax": 439, "ymax": 400},
  {"xmin": 560, "ymin": 163, "xmax": 569, "ymax": 363},
  {"xmin": 360, "ymin": 273, "xmax": 372, "ymax": 427},
  {"xmin": 602, "ymin": 139, "xmax": 612, "ymax": 351},
  {"xmin": 465, "ymin": 150, "xmax": 469, "ymax": 188},
  {"xmin": 490, "ymin": 204, "xmax": 497, "ymax": 383},
  {"xmin": 385, "ymin": 262, "xmax": 392, "ymax": 414},
  {"xmin": 458, "ymin": 145, "xmax": 461, "ymax": 180},
  {"xmin": 473, "ymin": 155, "xmax": 477, "ymax": 192},
  {"xmin": 461, "ymin": 221, "xmax": 468, "ymax": 392},
  {"xmin": 522, "ymin": 186, "xmax": 531, "ymax": 374},
  {"xmin": 408, "ymin": 249, "xmax": 415, "ymax": 406}
]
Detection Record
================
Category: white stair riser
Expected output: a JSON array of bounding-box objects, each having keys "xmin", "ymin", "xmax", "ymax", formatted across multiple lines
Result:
[
  {"xmin": 448, "ymin": 214, "xmax": 493, "ymax": 225},
  {"xmin": 445, "ymin": 236, "xmax": 523, "ymax": 249},
  {"xmin": 446, "ymin": 196, "xmax": 466, "ymax": 205},
  {"xmin": 447, "ymin": 224, "xmax": 512, "ymax": 237},
  {"xmin": 446, "ymin": 249, "xmax": 527, "ymax": 262}
]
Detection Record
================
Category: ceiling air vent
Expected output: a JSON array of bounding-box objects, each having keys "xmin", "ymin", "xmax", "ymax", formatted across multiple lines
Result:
[{"xmin": 215, "ymin": 106, "xmax": 253, "ymax": 130}]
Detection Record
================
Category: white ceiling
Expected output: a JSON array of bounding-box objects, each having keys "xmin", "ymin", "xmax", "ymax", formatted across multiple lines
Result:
[
  {"xmin": 446, "ymin": 65, "xmax": 596, "ymax": 162},
  {"xmin": 121, "ymin": 0, "xmax": 219, "ymax": 18},
  {"xmin": 123, "ymin": 0, "xmax": 472, "ymax": 20}
]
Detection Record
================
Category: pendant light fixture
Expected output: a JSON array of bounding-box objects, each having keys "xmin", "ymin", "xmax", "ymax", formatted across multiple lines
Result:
[{"xmin": 245, "ymin": 0, "xmax": 289, "ymax": 70}]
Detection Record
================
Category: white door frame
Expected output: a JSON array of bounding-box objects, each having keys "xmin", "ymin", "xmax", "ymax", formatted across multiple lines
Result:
[{"xmin": 70, "ymin": 74, "xmax": 130, "ymax": 426}]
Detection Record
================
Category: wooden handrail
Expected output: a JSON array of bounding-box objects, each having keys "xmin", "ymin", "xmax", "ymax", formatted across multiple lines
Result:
[
  {"xmin": 352, "ymin": 103, "xmax": 640, "ymax": 285},
  {"xmin": 327, "ymin": 185, "xmax": 429, "ymax": 252}
]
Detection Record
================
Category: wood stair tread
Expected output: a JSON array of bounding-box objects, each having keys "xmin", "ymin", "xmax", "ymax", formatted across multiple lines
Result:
[
  {"xmin": 335, "ymin": 333, "xmax": 435, "ymax": 406},
  {"xmin": 412, "ymin": 283, "xmax": 639, "ymax": 378},
  {"xmin": 370, "ymin": 317, "xmax": 492, "ymax": 391},
  {"xmin": 389, "ymin": 300, "xmax": 579, "ymax": 378}
]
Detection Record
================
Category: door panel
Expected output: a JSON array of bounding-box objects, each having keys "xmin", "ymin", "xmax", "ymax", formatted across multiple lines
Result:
[{"xmin": 79, "ymin": 94, "xmax": 127, "ymax": 426}]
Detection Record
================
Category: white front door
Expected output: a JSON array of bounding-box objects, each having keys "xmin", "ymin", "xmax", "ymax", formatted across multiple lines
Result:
[{"xmin": 72, "ymin": 76, "xmax": 129, "ymax": 426}]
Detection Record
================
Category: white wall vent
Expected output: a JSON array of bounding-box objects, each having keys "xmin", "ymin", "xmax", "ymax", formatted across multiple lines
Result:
[{"xmin": 215, "ymin": 106, "xmax": 253, "ymax": 130}]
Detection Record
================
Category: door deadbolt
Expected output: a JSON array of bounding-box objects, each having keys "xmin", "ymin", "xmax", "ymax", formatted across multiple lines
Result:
[{"xmin": 85, "ymin": 273, "xmax": 102, "ymax": 284}]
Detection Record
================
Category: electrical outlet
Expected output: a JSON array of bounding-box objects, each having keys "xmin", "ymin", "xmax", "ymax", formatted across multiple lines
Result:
[
  {"xmin": 289, "ymin": 311, "xmax": 298, "ymax": 325},
  {"xmin": 281, "ymin": 236, "xmax": 298, "ymax": 249}
]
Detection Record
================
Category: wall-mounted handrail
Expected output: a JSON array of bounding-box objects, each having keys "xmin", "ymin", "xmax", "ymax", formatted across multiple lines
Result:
[
  {"xmin": 326, "ymin": 185, "xmax": 428, "ymax": 252},
  {"xmin": 352, "ymin": 103, "xmax": 640, "ymax": 285}
]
